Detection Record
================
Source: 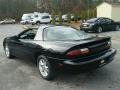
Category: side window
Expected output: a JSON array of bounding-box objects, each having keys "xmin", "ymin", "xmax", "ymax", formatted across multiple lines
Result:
[
  {"xmin": 34, "ymin": 15, "xmax": 38, "ymax": 18},
  {"xmin": 100, "ymin": 19, "xmax": 106, "ymax": 23},
  {"xmin": 19, "ymin": 29, "xmax": 37, "ymax": 40},
  {"xmin": 96, "ymin": 19, "xmax": 101, "ymax": 23},
  {"xmin": 105, "ymin": 18, "xmax": 112, "ymax": 23},
  {"xmin": 42, "ymin": 16, "xmax": 50, "ymax": 19}
]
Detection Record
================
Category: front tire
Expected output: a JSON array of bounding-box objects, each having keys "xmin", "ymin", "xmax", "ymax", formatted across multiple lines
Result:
[
  {"xmin": 97, "ymin": 26, "xmax": 103, "ymax": 33},
  {"xmin": 4, "ymin": 43, "xmax": 14, "ymax": 58},
  {"xmin": 37, "ymin": 55, "xmax": 55, "ymax": 80}
]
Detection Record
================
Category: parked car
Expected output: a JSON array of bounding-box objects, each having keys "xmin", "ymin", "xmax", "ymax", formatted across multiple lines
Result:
[
  {"xmin": 30, "ymin": 13, "xmax": 52, "ymax": 25},
  {"xmin": 80, "ymin": 17, "xmax": 120, "ymax": 33},
  {"xmin": 71, "ymin": 14, "xmax": 74, "ymax": 20},
  {"xmin": 0, "ymin": 19, "xmax": 16, "ymax": 24},
  {"xmin": 20, "ymin": 13, "xmax": 33, "ymax": 24},
  {"xmin": 55, "ymin": 15, "xmax": 59, "ymax": 22},
  {"xmin": 3, "ymin": 25, "xmax": 116, "ymax": 80},
  {"xmin": 62, "ymin": 14, "xmax": 80, "ymax": 21},
  {"xmin": 21, "ymin": 13, "xmax": 33, "ymax": 20},
  {"xmin": 20, "ymin": 19, "xmax": 31, "ymax": 24},
  {"xmin": 62, "ymin": 14, "xmax": 68, "ymax": 21}
]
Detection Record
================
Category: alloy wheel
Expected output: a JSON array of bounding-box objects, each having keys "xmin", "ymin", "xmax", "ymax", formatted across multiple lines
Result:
[
  {"xmin": 5, "ymin": 44, "xmax": 10, "ymax": 57},
  {"xmin": 97, "ymin": 26, "xmax": 102, "ymax": 33},
  {"xmin": 38, "ymin": 58, "xmax": 49, "ymax": 77},
  {"xmin": 36, "ymin": 21, "xmax": 41, "ymax": 25}
]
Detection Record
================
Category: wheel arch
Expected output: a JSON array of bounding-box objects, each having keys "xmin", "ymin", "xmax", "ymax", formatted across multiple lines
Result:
[
  {"xmin": 3, "ymin": 38, "xmax": 7, "ymax": 49},
  {"xmin": 36, "ymin": 21, "xmax": 41, "ymax": 23},
  {"xmin": 34, "ymin": 52, "xmax": 42, "ymax": 64},
  {"xmin": 33, "ymin": 51, "xmax": 52, "ymax": 65}
]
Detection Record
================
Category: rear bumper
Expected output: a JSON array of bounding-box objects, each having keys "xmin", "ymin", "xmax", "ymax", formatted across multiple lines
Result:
[
  {"xmin": 48, "ymin": 48, "xmax": 116, "ymax": 68},
  {"xmin": 64, "ymin": 48, "xmax": 116, "ymax": 66}
]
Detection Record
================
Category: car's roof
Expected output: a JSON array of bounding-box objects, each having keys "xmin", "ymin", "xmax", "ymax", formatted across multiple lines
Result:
[
  {"xmin": 23, "ymin": 25, "xmax": 39, "ymax": 30},
  {"xmin": 30, "ymin": 24, "xmax": 71, "ymax": 29},
  {"xmin": 96, "ymin": 17, "xmax": 111, "ymax": 19},
  {"xmin": 39, "ymin": 24, "xmax": 54, "ymax": 29},
  {"xmin": 87, "ymin": 17, "xmax": 111, "ymax": 22},
  {"xmin": 34, "ymin": 24, "xmax": 72, "ymax": 40}
]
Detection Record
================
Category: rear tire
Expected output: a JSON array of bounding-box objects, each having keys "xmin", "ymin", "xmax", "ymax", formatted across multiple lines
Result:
[
  {"xmin": 36, "ymin": 21, "xmax": 41, "ymax": 25},
  {"xmin": 37, "ymin": 55, "xmax": 55, "ymax": 80},
  {"xmin": 116, "ymin": 25, "xmax": 120, "ymax": 31},
  {"xmin": 97, "ymin": 26, "xmax": 103, "ymax": 33},
  {"xmin": 25, "ymin": 21, "xmax": 28, "ymax": 24},
  {"xmin": 84, "ymin": 31, "xmax": 88, "ymax": 33}
]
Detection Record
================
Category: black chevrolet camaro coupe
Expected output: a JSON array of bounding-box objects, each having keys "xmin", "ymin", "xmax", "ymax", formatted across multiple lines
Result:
[
  {"xmin": 3, "ymin": 25, "xmax": 116, "ymax": 80},
  {"xmin": 81, "ymin": 17, "xmax": 120, "ymax": 33}
]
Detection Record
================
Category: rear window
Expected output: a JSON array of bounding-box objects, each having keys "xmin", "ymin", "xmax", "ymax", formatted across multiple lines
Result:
[{"xmin": 44, "ymin": 26, "xmax": 93, "ymax": 41}]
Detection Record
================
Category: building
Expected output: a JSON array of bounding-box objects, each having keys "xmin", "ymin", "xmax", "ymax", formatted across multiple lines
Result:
[{"xmin": 97, "ymin": 2, "xmax": 120, "ymax": 21}]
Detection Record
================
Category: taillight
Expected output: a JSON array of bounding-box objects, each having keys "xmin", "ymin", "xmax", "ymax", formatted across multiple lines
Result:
[{"xmin": 66, "ymin": 48, "xmax": 90, "ymax": 58}]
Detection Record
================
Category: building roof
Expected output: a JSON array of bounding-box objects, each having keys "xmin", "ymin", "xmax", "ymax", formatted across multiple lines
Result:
[
  {"xmin": 97, "ymin": 2, "xmax": 120, "ymax": 7},
  {"xmin": 107, "ymin": 2, "xmax": 120, "ymax": 6}
]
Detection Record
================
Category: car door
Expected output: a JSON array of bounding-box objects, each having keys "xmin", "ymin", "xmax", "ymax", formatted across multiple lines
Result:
[
  {"xmin": 105, "ymin": 18, "xmax": 115, "ymax": 30},
  {"xmin": 98, "ymin": 18, "xmax": 107, "ymax": 31},
  {"xmin": 4, "ymin": 19, "xmax": 7, "ymax": 24},
  {"xmin": 6, "ymin": 19, "xmax": 10, "ymax": 24},
  {"xmin": 99, "ymin": 18, "xmax": 111, "ymax": 31},
  {"xmin": 10, "ymin": 29, "xmax": 38, "ymax": 60}
]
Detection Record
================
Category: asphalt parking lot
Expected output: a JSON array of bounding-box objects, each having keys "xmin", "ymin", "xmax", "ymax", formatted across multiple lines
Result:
[{"xmin": 0, "ymin": 24, "xmax": 120, "ymax": 90}]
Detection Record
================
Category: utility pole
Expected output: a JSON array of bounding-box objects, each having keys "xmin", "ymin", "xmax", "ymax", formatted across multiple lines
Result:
[
  {"xmin": 6, "ymin": 0, "xmax": 9, "ymax": 18},
  {"xmin": 36, "ymin": 0, "xmax": 39, "ymax": 11},
  {"xmin": 87, "ymin": 0, "xmax": 90, "ymax": 19}
]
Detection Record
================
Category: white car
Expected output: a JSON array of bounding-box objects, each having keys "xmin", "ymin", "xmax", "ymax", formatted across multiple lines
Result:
[
  {"xmin": 62, "ymin": 14, "xmax": 75, "ymax": 21},
  {"xmin": 71, "ymin": 14, "xmax": 75, "ymax": 20},
  {"xmin": 62, "ymin": 15, "xmax": 68, "ymax": 21},
  {"xmin": 30, "ymin": 15, "xmax": 52, "ymax": 25},
  {"xmin": 21, "ymin": 14, "xmax": 33, "ymax": 20},
  {"xmin": 20, "ymin": 13, "xmax": 33, "ymax": 24},
  {"xmin": 0, "ymin": 19, "xmax": 16, "ymax": 24},
  {"xmin": 20, "ymin": 19, "xmax": 31, "ymax": 24}
]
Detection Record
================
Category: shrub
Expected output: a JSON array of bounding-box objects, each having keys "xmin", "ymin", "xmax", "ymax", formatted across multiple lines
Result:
[
  {"xmin": 51, "ymin": 11, "xmax": 56, "ymax": 24},
  {"xmin": 67, "ymin": 13, "xmax": 71, "ymax": 23},
  {"xmin": 58, "ymin": 12, "xmax": 62, "ymax": 24}
]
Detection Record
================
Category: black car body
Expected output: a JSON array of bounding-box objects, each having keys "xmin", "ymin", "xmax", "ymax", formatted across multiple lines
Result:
[
  {"xmin": 3, "ymin": 25, "xmax": 116, "ymax": 80},
  {"xmin": 80, "ymin": 17, "xmax": 120, "ymax": 33}
]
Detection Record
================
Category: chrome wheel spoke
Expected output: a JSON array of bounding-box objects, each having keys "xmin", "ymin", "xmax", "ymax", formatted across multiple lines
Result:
[
  {"xmin": 5, "ymin": 45, "xmax": 10, "ymax": 57},
  {"xmin": 40, "ymin": 60, "xmax": 44, "ymax": 65},
  {"xmin": 45, "ymin": 65, "xmax": 49, "ymax": 73},
  {"xmin": 39, "ymin": 58, "xmax": 49, "ymax": 77}
]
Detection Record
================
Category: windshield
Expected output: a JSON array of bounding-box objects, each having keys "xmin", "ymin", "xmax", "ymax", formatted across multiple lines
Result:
[
  {"xmin": 44, "ymin": 26, "xmax": 93, "ymax": 41},
  {"xmin": 86, "ymin": 18, "xmax": 98, "ymax": 23}
]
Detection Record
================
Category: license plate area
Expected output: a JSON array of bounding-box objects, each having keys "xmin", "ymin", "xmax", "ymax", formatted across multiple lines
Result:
[{"xmin": 99, "ymin": 60, "xmax": 106, "ymax": 67}]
